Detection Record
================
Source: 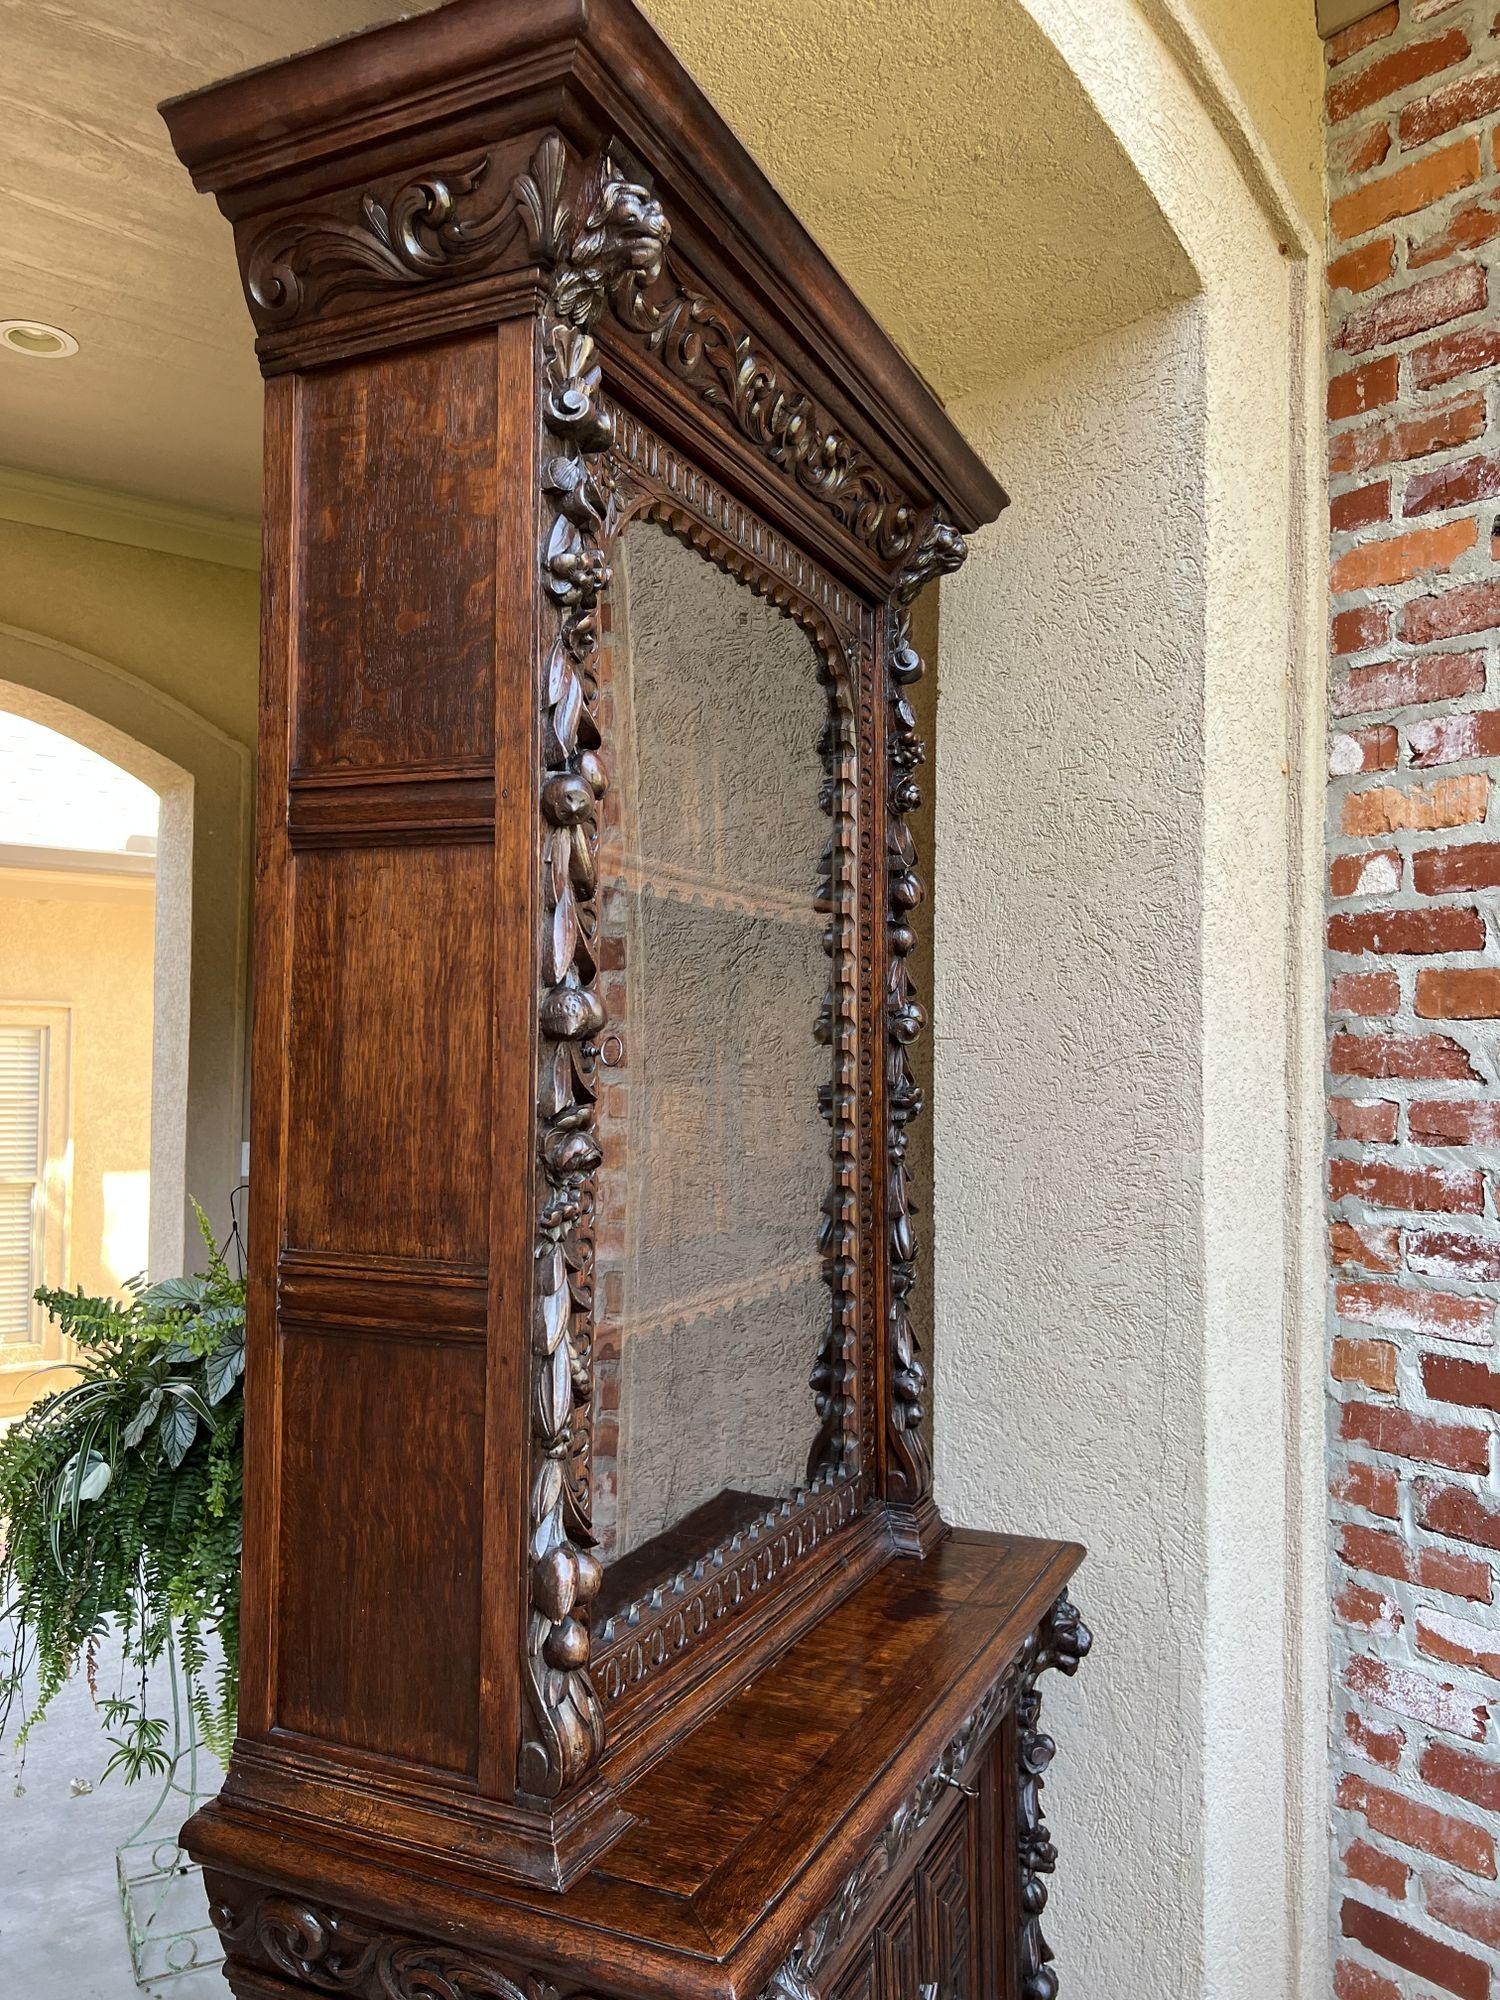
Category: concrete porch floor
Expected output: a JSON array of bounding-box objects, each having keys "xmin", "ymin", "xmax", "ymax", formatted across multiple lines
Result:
[{"xmin": 0, "ymin": 1628, "xmax": 225, "ymax": 1998}]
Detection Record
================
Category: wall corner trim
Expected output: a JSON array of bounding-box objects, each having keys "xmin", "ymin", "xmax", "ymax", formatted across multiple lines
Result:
[{"xmin": 0, "ymin": 465, "xmax": 259, "ymax": 572}]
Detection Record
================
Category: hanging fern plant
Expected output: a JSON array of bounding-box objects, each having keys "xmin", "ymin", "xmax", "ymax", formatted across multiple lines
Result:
[{"xmin": 0, "ymin": 1204, "xmax": 244, "ymax": 1780}]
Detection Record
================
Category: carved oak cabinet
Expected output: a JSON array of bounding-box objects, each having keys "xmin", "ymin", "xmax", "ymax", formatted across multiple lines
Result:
[{"xmin": 161, "ymin": 5, "xmax": 1090, "ymax": 1999}]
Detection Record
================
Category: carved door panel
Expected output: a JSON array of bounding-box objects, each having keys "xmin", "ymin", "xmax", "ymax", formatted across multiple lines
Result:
[
  {"xmin": 875, "ymin": 1890, "xmax": 922, "ymax": 2000},
  {"xmin": 916, "ymin": 1810, "xmax": 978, "ymax": 2000}
]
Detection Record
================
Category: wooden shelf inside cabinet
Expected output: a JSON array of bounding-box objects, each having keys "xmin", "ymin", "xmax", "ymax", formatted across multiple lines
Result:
[
  {"xmin": 600, "ymin": 852, "xmax": 829, "ymax": 930},
  {"xmin": 160, "ymin": 0, "xmax": 1090, "ymax": 1992}
]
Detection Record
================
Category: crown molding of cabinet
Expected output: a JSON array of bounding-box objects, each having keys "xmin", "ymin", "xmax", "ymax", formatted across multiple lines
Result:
[
  {"xmin": 0, "ymin": 466, "xmax": 259, "ymax": 572},
  {"xmin": 1316, "ymin": 0, "xmax": 1391, "ymax": 39}
]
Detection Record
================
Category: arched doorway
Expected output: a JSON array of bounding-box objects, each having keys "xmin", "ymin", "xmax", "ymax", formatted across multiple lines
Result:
[
  {"xmin": 0, "ymin": 630, "xmax": 251, "ymax": 1306},
  {"xmin": 0, "ymin": 708, "xmax": 171, "ymax": 1415}
]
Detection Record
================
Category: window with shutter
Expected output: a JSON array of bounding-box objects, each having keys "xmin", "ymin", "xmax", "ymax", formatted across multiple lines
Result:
[{"xmin": 0, "ymin": 1023, "xmax": 45, "ymax": 1344}]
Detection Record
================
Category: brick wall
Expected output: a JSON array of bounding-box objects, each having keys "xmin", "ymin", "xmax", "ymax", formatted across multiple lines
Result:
[{"xmin": 1327, "ymin": 4, "xmax": 1500, "ymax": 1996}]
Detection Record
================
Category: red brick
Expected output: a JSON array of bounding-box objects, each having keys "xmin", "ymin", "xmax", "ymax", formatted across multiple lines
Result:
[
  {"xmin": 1344, "ymin": 1836, "xmax": 1411, "ymax": 1901},
  {"xmin": 1341, "ymin": 121, "xmax": 1397, "ymax": 176},
  {"xmin": 1330, "ymin": 1033, "xmax": 1480, "ymax": 1082},
  {"xmin": 1418, "ymin": 1606, "xmax": 1500, "ymax": 1681},
  {"xmin": 1339, "ymin": 1523, "xmax": 1411, "ymax": 1581},
  {"xmin": 1335, "ymin": 1955, "xmax": 1402, "ymax": 2000},
  {"xmin": 1418, "ymin": 1481, "xmax": 1500, "ymax": 1554},
  {"xmin": 1417, "ymin": 969, "xmax": 1500, "ymax": 1019},
  {"xmin": 1341, "ymin": 776, "xmax": 1490, "ymax": 835},
  {"xmin": 1331, "ymin": 1157, "xmax": 1485, "ymax": 1210},
  {"xmin": 1341, "ymin": 1772, "xmax": 1496, "ymax": 1875},
  {"xmin": 1337, "ymin": 264, "xmax": 1488, "ymax": 356},
  {"xmin": 1327, "ymin": 5, "xmax": 1400, "ymax": 67},
  {"xmin": 1338, "ymin": 1279, "xmax": 1494, "ymax": 1342},
  {"xmin": 1340, "ymin": 1898, "xmax": 1489, "ymax": 2000},
  {"xmin": 1333, "ymin": 481, "xmax": 1394, "ymax": 532},
  {"xmin": 1327, "ymin": 29, "xmax": 1473, "ymax": 125},
  {"xmin": 1412, "ymin": 326, "xmax": 1500, "ymax": 387},
  {"xmin": 1348, "ymin": 1708, "xmax": 1409, "ymax": 1770},
  {"xmin": 1424, "ymin": 1354, "xmax": 1500, "ymax": 1414},
  {"xmin": 1409, "ymin": 189, "xmax": 1500, "ymax": 269},
  {"xmin": 1337, "ymin": 1569, "xmax": 1406, "ymax": 1625},
  {"xmin": 1331, "ymin": 516, "xmax": 1477, "ymax": 592},
  {"xmin": 1401, "ymin": 65, "xmax": 1500, "ymax": 147},
  {"xmin": 1333, "ymin": 970, "xmax": 1401, "ymax": 1016},
  {"xmin": 1401, "ymin": 580, "xmax": 1500, "ymax": 644},
  {"xmin": 1327, "ymin": 905, "xmax": 1485, "ymax": 950},
  {"xmin": 1410, "ymin": 709, "xmax": 1500, "ymax": 768},
  {"xmin": 1421, "ymin": 1544, "xmax": 1494, "ymax": 1602},
  {"xmin": 1421, "ymin": 1740, "xmax": 1500, "ymax": 1813},
  {"xmin": 1334, "ymin": 1453, "xmax": 1402, "ymax": 1516},
  {"xmin": 1332, "ymin": 136, "xmax": 1482, "ymax": 242},
  {"xmin": 1335, "ymin": 650, "xmax": 1484, "ymax": 715},
  {"xmin": 1330, "ymin": 1103, "xmax": 1401, "ymax": 1145},
  {"xmin": 1406, "ymin": 453, "xmax": 1500, "ymax": 516},
  {"xmin": 1330, "ymin": 236, "xmax": 1397, "ymax": 291},
  {"xmin": 1330, "ymin": 393, "xmax": 1487, "ymax": 477},
  {"xmin": 1340, "ymin": 1400, "xmax": 1490, "ymax": 1471},
  {"xmin": 1334, "ymin": 1337, "xmax": 1401, "ymax": 1395},
  {"xmin": 1413, "ymin": 840, "xmax": 1500, "ymax": 892},
  {"xmin": 1424, "ymin": 1876, "xmax": 1500, "ymax": 1954},
  {"xmin": 1407, "ymin": 1224, "xmax": 1500, "ymax": 1277},
  {"xmin": 1335, "ymin": 606, "xmax": 1393, "ymax": 656},
  {"xmin": 1331, "ymin": 726, "xmax": 1399, "ymax": 775},
  {"xmin": 1331, "ymin": 849, "xmax": 1402, "ymax": 897},
  {"xmin": 1331, "ymin": 356, "xmax": 1402, "ymax": 422}
]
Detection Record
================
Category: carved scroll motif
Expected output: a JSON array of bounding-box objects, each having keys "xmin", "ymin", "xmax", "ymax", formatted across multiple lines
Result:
[
  {"xmin": 209, "ymin": 1885, "xmax": 599, "ymax": 2000},
  {"xmin": 244, "ymin": 155, "xmax": 524, "ymax": 326},
  {"xmin": 1016, "ymin": 1593, "xmax": 1093, "ymax": 2000},
  {"xmin": 518, "ymin": 147, "xmax": 671, "ymax": 1799},
  {"xmin": 883, "ymin": 515, "xmax": 966, "ymax": 1504}
]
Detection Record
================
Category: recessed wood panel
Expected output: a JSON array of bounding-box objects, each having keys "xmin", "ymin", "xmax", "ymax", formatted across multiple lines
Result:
[
  {"xmin": 284, "ymin": 845, "xmax": 490, "ymax": 1263},
  {"xmin": 275, "ymin": 1326, "xmax": 484, "ymax": 1775},
  {"xmin": 294, "ymin": 337, "xmax": 496, "ymax": 774}
]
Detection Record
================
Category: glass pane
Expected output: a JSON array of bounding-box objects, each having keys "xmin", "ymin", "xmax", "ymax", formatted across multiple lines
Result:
[{"xmin": 591, "ymin": 519, "xmax": 846, "ymax": 1621}]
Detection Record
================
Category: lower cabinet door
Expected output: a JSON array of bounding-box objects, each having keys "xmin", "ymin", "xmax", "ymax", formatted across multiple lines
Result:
[{"xmin": 827, "ymin": 1800, "xmax": 979, "ymax": 2000}]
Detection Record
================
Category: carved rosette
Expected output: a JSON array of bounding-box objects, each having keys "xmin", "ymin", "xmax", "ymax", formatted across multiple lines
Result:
[
  {"xmin": 520, "ymin": 145, "xmax": 670, "ymax": 1799},
  {"xmin": 884, "ymin": 515, "xmax": 966, "ymax": 1503},
  {"xmin": 1016, "ymin": 1593, "xmax": 1093, "ymax": 2000}
]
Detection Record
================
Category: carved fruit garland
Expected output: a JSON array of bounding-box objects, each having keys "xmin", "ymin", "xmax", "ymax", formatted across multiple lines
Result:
[
  {"xmin": 520, "ymin": 145, "xmax": 670, "ymax": 1798},
  {"xmin": 885, "ymin": 515, "xmax": 967, "ymax": 1502}
]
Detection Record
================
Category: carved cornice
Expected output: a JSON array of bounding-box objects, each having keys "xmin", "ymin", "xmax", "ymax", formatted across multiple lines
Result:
[
  {"xmin": 241, "ymin": 136, "xmax": 922, "ymax": 568},
  {"xmin": 883, "ymin": 514, "xmax": 966, "ymax": 1507},
  {"xmin": 758, "ymin": 1659, "xmax": 1020, "ymax": 2000},
  {"xmin": 1016, "ymin": 1593, "xmax": 1093, "ymax": 2000}
]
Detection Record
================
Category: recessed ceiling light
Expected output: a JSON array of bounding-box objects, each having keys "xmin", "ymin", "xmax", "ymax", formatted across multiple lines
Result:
[{"xmin": 0, "ymin": 320, "xmax": 79, "ymax": 360}]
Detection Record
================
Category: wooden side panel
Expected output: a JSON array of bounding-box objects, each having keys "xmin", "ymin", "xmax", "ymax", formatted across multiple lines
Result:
[
  {"xmin": 294, "ymin": 339, "xmax": 497, "ymax": 776},
  {"xmin": 918, "ymin": 1809, "xmax": 979, "ymax": 2000},
  {"xmin": 282, "ymin": 844, "xmax": 491, "ymax": 1265},
  {"xmin": 274, "ymin": 1327, "xmax": 485, "ymax": 1773}
]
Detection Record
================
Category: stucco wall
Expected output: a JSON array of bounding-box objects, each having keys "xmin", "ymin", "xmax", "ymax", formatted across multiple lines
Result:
[{"xmin": 0, "ymin": 872, "xmax": 155, "ymax": 1319}]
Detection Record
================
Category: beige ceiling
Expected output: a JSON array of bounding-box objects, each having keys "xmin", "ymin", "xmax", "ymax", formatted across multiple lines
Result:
[{"xmin": 0, "ymin": 0, "xmax": 1189, "ymax": 522}]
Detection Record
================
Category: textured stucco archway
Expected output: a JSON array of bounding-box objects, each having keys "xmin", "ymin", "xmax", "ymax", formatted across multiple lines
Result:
[
  {"xmin": 635, "ymin": 3, "xmax": 1326, "ymax": 1996},
  {"xmin": 0, "ymin": 628, "xmax": 250, "ymax": 1274}
]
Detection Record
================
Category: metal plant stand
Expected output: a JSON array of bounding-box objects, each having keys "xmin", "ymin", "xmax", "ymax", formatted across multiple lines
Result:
[{"xmin": 115, "ymin": 1642, "xmax": 223, "ymax": 1990}]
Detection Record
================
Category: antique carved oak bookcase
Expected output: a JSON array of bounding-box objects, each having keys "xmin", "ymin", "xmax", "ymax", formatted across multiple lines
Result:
[{"xmin": 162, "ymin": 5, "xmax": 1090, "ymax": 1999}]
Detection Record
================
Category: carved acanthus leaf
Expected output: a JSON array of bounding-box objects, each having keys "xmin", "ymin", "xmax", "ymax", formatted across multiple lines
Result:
[
  {"xmin": 244, "ymin": 155, "xmax": 523, "ymax": 327},
  {"xmin": 1016, "ymin": 1593, "xmax": 1093, "ymax": 2000}
]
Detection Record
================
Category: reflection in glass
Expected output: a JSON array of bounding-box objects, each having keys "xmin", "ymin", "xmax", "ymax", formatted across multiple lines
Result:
[{"xmin": 590, "ymin": 519, "xmax": 845, "ymax": 1622}]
